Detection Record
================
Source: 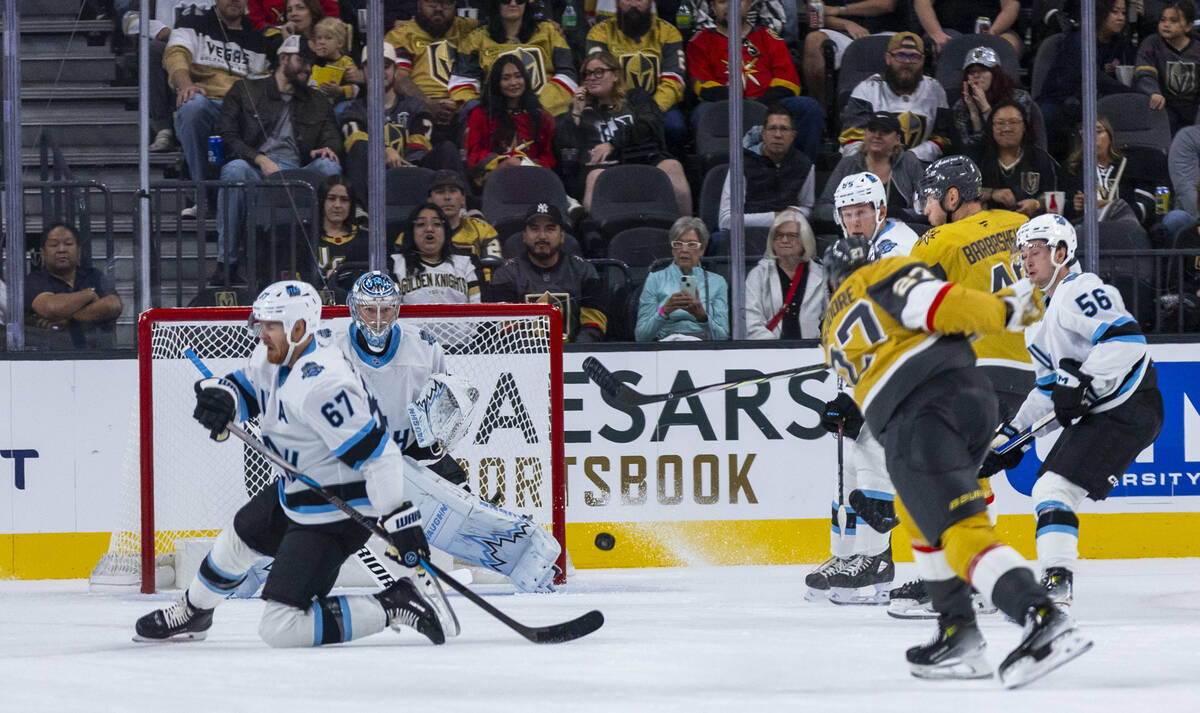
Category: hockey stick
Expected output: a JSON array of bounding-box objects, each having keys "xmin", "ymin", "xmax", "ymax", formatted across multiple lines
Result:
[
  {"xmin": 835, "ymin": 379, "xmax": 848, "ymax": 542},
  {"xmin": 583, "ymin": 356, "xmax": 829, "ymax": 405},
  {"xmin": 995, "ymin": 411, "xmax": 1059, "ymax": 455}
]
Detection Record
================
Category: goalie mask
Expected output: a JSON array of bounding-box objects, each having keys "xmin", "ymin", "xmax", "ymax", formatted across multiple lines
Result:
[
  {"xmin": 1016, "ymin": 213, "xmax": 1077, "ymax": 289},
  {"xmin": 349, "ymin": 271, "xmax": 401, "ymax": 350},
  {"xmin": 249, "ymin": 280, "xmax": 322, "ymax": 365},
  {"xmin": 833, "ymin": 172, "xmax": 887, "ymax": 241}
]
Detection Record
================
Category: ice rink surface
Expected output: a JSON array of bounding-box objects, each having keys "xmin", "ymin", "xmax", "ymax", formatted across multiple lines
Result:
[{"xmin": 2, "ymin": 558, "xmax": 1198, "ymax": 713}]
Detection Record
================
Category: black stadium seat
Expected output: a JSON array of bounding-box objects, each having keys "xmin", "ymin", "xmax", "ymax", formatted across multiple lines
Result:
[
  {"xmin": 481, "ymin": 166, "xmax": 568, "ymax": 240},
  {"xmin": 588, "ymin": 164, "xmax": 680, "ymax": 239}
]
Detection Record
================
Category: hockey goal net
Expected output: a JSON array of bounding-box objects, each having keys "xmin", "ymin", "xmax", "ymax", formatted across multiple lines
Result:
[{"xmin": 91, "ymin": 304, "xmax": 566, "ymax": 593}]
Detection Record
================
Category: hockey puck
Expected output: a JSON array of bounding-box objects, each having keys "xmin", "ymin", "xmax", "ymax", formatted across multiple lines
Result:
[{"xmin": 594, "ymin": 532, "xmax": 615, "ymax": 551}]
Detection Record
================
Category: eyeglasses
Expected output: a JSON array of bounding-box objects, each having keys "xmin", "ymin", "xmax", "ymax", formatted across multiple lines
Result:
[
  {"xmin": 423, "ymin": 0, "xmax": 456, "ymax": 6},
  {"xmin": 500, "ymin": 0, "xmax": 529, "ymax": 4},
  {"xmin": 773, "ymin": 231, "xmax": 802, "ymax": 241},
  {"xmin": 763, "ymin": 125, "xmax": 795, "ymax": 134},
  {"xmin": 583, "ymin": 68, "xmax": 612, "ymax": 79},
  {"xmin": 671, "ymin": 240, "xmax": 703, "ymax": 250},
  {"xmin": 414, "ymin": 219, "xmax": 445, "ymax": 229},
  {"xmin": 993, "ymin": 118, "xmax": 1024, "ymax": 128},
  {"xmin": 889, "ymin": 51, "xmax": 923, "ymax": 63}
]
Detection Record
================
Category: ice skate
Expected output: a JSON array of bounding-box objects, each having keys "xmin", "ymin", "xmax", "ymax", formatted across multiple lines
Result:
[
  {"xmin": 133, "ymin": 593, "xmax": 213, "ymax": 642},
  {"xmin": 999, "ymin": 604, "xmax": 1092, "ymax": 688},
  {"xmin": 906, "ymin": 617, "xmax": 993, "ymax": 680},
  {"xmin": 1041, "ymin": 567, "xmax": 1074, "ymax": 607},
  {"xmin": 804, "ymin": 556, "xmax": 849, "ymax": 601},
  {"xmin": 887, "ymin": 579, "xmax": 935, "ymax": 619},
  {"xmin": 829, "ymin": 547, "xmax": 894, "ymax": 605},
  {"xmin": 376, "ymin": 577, "xmax": 446, "ymax": 645}
]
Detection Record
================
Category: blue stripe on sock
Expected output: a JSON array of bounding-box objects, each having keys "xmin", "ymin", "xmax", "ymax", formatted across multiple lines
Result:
[
  {"xmin": 858, "ymin": 489, "xmax": 894, "ymax": 501},
  {"xmin": 338, "ymin": 596, "xmax": 352, "ymax": 641},
  {"xmin": 1036, "ymin": 500, "xmax": 1073, "ymax": 514},
  {"xmin": 311, "ymin": 600, "xmax": 324, "ymax": 647}
]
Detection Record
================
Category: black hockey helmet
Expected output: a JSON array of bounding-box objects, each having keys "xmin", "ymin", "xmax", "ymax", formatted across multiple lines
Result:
[
  {"xmin": 916, "ymin": 155, "xmax": 982, "ymax": 212},
  {"xmin": 825, "ymin": 236, "xmax": 874, "ymax": 290}
]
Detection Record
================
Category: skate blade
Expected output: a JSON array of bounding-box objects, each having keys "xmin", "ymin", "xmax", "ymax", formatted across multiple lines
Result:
[
  {"xmin": 910, "ymin": 656, "xmax": 994, "ymax": 681},
  {"xmin": 972, "ymin": 595, "xmax": 999, "ymax": 616},
  {"xmin": 804, "ymin": 587, "xmax": 832, "ymax": 602},
  {"xmin": 132, "ymin": 631, "xmax": 208, "ymax": 643},
  {"xmin": 1000, "ymin": 630, "xmax": 1093, "ymax": 689},
  {"xmin": 887, "ymin": 602, "xmax": 938, "ymax": 620},
  {"xmin": 829, "ymin": 583, "xmax": 890, "ymax": 606}
]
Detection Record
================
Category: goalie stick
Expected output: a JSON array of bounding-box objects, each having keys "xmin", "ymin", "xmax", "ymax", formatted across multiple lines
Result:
[
  {"xmin": 583, "ymin": 356, "xmax": 829, "ymax": 405},
  {"xmin": 184, "ymin": 349, "xmax": 603, "ymax": 644}
]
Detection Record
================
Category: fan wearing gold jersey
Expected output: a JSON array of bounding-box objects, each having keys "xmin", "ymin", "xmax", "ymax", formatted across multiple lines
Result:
[
  {"xmin": 820, "ymin": 237, "xmax": 1090, "ymax": 687},
  {"xmin": 450, "ymin": 0, "xmax": 578, "ymax": 117}
]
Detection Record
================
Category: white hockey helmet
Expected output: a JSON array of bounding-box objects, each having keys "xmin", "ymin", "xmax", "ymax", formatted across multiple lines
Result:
[
  {"xmin": 249, "ymin": 280, "xmax": 322, "ymax": 363},
  {"xmin": 833, "ymin": 172, "xmax": 887, "ymax": 240},
  {"xmin": 1016, "ymin": 214, "xmax": 1077, "ymax": 286},
  {"xmin": 348, "ymin": 270, "xmax": 401, "ymax": 349}
]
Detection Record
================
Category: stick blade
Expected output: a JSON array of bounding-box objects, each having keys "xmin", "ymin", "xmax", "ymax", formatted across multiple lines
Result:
[
  {"xmin": 582, "ymin": 357, "xmax": 621, "ymax": 396},
  {"xmin": 531, "ymin": 609, "xmax": 605, "ymax": 644}
]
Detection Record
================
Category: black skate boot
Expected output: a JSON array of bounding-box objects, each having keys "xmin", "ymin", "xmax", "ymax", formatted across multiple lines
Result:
[
  {"xmin": 887, "ymin": 579, "xmax": 934, "ymax": 619},
  {"xmin": 829, "ymin": 546, "xmax": 894, "ymax": 605},
  {"xmin": 376, "ymin": 577, "xmax": 446, "ymax": 645},
  {"xmin": 999, "ymin": 604, "xmax": 1092, "ymax": 689},
  {"xmin": 1041, "ymin": 567, "xmax": 1074, "ymax": 607},
  {"xmin": 804, "ymin": 556, "xmax": 849, "ymax": 601},
  {"xmin": 906, "ymin": 616, "xmax": 993, "ymax": 680},
  {"xmin": 133, "ymin": 593, "xmax": 214, "ymax": 642}
]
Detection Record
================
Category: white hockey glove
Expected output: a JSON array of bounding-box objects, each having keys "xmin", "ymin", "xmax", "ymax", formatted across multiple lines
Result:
[
  {"xmin": 193, "ymin": 377, "xmax": 240, "ymax": 442},
  {"xmin": 998, "ymin": 278, "xmax": 1044, "ymax": 331},
  {"xmin": 407, "ymin": 374, "xmax": 480, "ymax": 452}
]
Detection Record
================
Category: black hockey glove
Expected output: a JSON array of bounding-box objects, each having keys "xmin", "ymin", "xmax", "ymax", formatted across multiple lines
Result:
[
  {"xmin": 193, "ymin": 377, "xmax": 238, "ymax": 442},
  {"xmin": 979, "ymin": 422, "xmax": 1028, "ymax": 478},
  {"xmin": 1052, "ymin": 358, "xmax": 1093, "ymax": 427},
  {"xmin": 381, "ymin": 502, "xmax": 431, "ymax": 569},
  {"xmin": 821, "ymin": 393, "xmax": 863, "ymax": 440}
]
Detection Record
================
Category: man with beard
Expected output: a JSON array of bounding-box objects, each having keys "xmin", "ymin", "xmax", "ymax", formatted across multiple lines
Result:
[
  {"xmin": 211, "ymin": 34, "xmax": 343, "ymax": 285},
  {"xmin": 486, "ymin": 204, "xmax": 607, "ymax": 342},
  {"xmin": 386, "ymin": 0, "xmax": 479, "ymax": 145},
  {"xmin": 839, "ymin": 32, "xmax": 951, "ymax": 164},
  {"xmin": 587, "ymin": 0, "xmax": 686, "ymax": 152}
]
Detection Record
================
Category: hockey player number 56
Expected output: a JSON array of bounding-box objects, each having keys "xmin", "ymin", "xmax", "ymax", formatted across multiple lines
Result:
[{"xmin": 828, "ymin": 301, "xmax": 886, "ymax": 386}]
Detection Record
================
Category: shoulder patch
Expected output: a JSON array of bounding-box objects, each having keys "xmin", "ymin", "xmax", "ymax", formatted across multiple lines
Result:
[
  {"xmin": 301, "ymin": 362, "xmax": 325, "ymax": 379},
  {"xmin": 876, "ymin": 238, "xmax": 897, "ymax": 256},
  {"xmin": 316, "ymin": 328, "xmax": 332, "ymax": 338},
  {"xmin": 1062, "ymin": 272, "xmax": 1080, "ymax": 283}
]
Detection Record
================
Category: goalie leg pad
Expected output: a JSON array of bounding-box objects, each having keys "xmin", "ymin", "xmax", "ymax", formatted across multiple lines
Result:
[
  {"xmin": 185, "ymin": 528, "xmax": 264, "ymax": 610},
  {"xmin": 258, "ymin": 596, "xmax": 387, "ymax": 648},
  {"xmin": 506, "ymin": 523, "xmax": 562, "ymax": 593},
  {"xmin": 1032, "ymin": 472, "xmax": 1087, "ymax": 569}
]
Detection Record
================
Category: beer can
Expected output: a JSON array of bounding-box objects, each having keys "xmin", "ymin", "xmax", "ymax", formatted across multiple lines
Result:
[
  {"xmin": 809, "ymin": 2, "xmax": 824, "ymax": 30},
  {"xmin": 1156, "ymin": 186, "xmax": 1171, "ymax": 215},
  {"xmin": 975, "ymin": 16, "xmax": 992, "ymax": 33},
  {"xmin": 206, "ymin": 135, "xmax": 223, "ymax": 167}
]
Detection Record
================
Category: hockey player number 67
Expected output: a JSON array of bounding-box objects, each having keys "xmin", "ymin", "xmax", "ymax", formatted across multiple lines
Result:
[{"xmin": 828, "ymin": 301, "xmax": 886, "ymax": 387}]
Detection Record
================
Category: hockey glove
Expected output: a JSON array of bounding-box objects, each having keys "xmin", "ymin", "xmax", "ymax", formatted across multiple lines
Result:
[
  {"xmin": 997, "ymin": 278, "xmax": 1044, "ymax": 331},
  {"xmin": 979, "ymin": 422, "xmax": 1028, "ymax": 478},
  {"xmin": 381, "ymin": 501, "xmax": 431, "ymax": 569},
  {"xmin": 193, "ymin": 377, "xmax": 239, "ymax": 442},
  {"xmin": 408, "ymin": 374, "xmax": 480, "ymax": 452},
  {"xmin": 1052, "ymin": 358, "xmax": 1093, "ymax": 427},
  {"xmin": 821, "ymin": 393, "xmax": 863, "ymax": 440}
]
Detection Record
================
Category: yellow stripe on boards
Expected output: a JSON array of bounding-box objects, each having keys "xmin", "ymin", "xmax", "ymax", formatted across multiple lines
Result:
[{"xmin": 0, "ymin": 533, "xmax": 110, "ymax": 579}]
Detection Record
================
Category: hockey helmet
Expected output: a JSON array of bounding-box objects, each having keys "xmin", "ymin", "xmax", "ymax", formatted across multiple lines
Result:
[
  {"xmin": 348, "ymin": 271, "xmax": 401, "ymax": 349},
  {"xmin": 915, "ymin": 155, "xmax": 982, "ymax": 213},
  {"xmin": 1016, "ymin": 213, "xmax": 1077, "ymax": 286},
  {"xmin": 825, "ymin": 236, "xmax": 874, "ymax": 290},
  {"xmin": 833, "ymin": 172, "xmax": 888, "ymax": 240},
  {"xmin": 249, "ymin": 279, "xmax": 323, "ymax": 364}
]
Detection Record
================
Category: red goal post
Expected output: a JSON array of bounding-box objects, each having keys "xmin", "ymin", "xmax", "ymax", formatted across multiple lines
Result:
[{"xmin": 93, "ymin": 303, "xmax": 566, "ymax": 593}]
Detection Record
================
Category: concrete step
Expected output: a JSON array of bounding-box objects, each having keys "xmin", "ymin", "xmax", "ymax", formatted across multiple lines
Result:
[
  {"xmin": 21, "ymin": 49, "xmax": 118, "ymax": 83},
  {"xmin": 19, "ymin": 0, "xmax": 89, "ymax": 18},
  {"xmin": 22, "ymin": 106, "xmax": 138, "ymax": 145},
  {"xmin": 20, "ymin": 83, "xmax": 138, "ymax": 101},
  {"xmin": 17, "ymin": 18, "xmax": 114, "ymax": 33},
  {"xmin": 15, "ymin": 23, "xmax": 114, "ymax": 52}
]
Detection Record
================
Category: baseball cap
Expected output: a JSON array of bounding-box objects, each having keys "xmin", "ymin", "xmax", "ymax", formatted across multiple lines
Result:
[
  {"xmin": 887, "ymin": 32, "xmax": 924, "ymax": 55},
  {"xmin": 524, "ymin": 202, "xmax": 564, "ymax": 227},
  {"xmin": 278, "ymin": 34, "xmax": 318, "ymax": 63},
  {"xmin": 865, "ymin": 112, "xmax": 901, "ymax": 135},
  {"xmin": 428, "ymin": 169, "xmax": 469, "ymax": 194},
  {"xmin": 963, "ymin": 46, "xmax": 1000, "ymax": 69},
  {"xmin": 361, "ymin": 43, "xmax": 398, "ymax": 65}
]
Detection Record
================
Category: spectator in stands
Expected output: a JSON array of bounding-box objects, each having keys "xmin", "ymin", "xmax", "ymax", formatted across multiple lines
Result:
[
  {"xmin": 587, "ymin": 0, "xmax": 687, "ymax": 153},
  {"xmin": 386, "ymin": 0, "xmax": 479, "ymax": 145},
  {"xmin": 1063, "ymin": 116, "xmax": 1157, "ymax": 227},
  {"xmin": 212, "ymin": 35, "xmax": 343, "ymax": 284},
  {"xmin": 24, "ymin": 223, "xmax": 123, "ymax": 350},
  {"xmin": 1165, "ymin": 123, "xmax": 1200, "ymax": 237},
  {"xmin": 315, "ymin": 175, "xmax": 369, "ymax": 289},
  {"xmin": 249, "ymin": 0, "xmax": 338, "ymax": 31},
  {"xmin": 692, "ymin": 0, "xmax": 795, "ymax": 41},
  {"xmin": 913, "ymin": 0, "xmax": 1022, "ymax": 55},
  {"xmin": 465, "ymin": 55, "xmax": 557, "ymax": 186},
  {"xmin": 165, "ymin": 0, "xmax": 271, "ymax": 210},
  {"xmin": 390, "ymin": 203, "xmax": 483, "ymax": 303},
  {"xmin": 686, "ymin": 0, "xmax": 822, "ymax": 160},
  {"xmin": 800, "ymin": 0, "xmax": 906, "ymax": 112},
  {"xmin": 263, "ymin": 0, "xmax": 326, "ymax": 51},
  {"xmin": 951, "ymin": 45, "xmax": 1035, "ymax": 156},
  {"xmin": 716, "ymin": 105, "xmax": 814, "ymax": 249},
  {"xmin": 310, "ymin": 17, "xmax": 363, "ymax": 110},
  {"xmin": 554, "ymin": 50, "xmax": 692, "ymax": 215},
  {"xmin": 817, "ymin": 112, "xmax": 924, "ymax": 225},
  {"xmin": 1134, "ymin": 1, "xmax": 1200, "ymax": 135},
  {"xmin": 488, "ymin": 203, "xmax": 607, "ymax": 342},
  {"xmin": 744, "ymin": 209, "xmax": 825, "ymax": 339},
  {"xmin": 839, "ymin": 32, "xmax": 951, "ymax": 163},
  {"xmin": 398, "ymin": 170, "xmax": 501, "ymax": 265},
  {"xmin": 635, "ymin": 217, "xmax": 729, "ymax": 341},
  {"xmin": 450, "ymin": 0, "xmax": 578, "ymax": 116},
  {"xmin": 975, "ymin": 100, "xmax": 1060, "ymax": 218}
]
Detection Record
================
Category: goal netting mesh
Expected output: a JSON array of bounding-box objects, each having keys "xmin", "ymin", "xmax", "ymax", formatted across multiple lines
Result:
[{"xmin": 91, "ymin": 305, "xmax": 565, "ymax": 592}]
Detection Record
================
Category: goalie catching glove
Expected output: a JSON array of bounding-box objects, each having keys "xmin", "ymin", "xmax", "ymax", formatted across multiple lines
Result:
[
  {"xmin": 193, "ymin": 377, "xmax": 240, "ymax": 442},
  {"xmin": 408, "ymin": 374, "xmax": 480, "ymax": 452},
  {"xmin": 381, "ymin": 501, "xmax": 431, "ymax": 568}
]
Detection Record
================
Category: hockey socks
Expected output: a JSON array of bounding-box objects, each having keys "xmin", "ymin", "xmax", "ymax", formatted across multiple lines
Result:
[{"xmin": 258, "ymin": 595, "xmax": 394, "ymax": 648}]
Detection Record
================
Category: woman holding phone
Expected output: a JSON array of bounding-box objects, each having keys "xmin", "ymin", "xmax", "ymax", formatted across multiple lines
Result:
[{"xmin": 635, "ymin": 217, "xmax": 730, "ymax": 342}]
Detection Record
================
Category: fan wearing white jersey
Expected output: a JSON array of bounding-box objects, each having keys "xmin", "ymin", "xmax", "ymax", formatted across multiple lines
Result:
[
  {"xmin": 805, "ymin": 172, "xmax": 914, "ymax": 604},
  {"xmin": 134, "ymin": 280, "xmax": 447, "ymax": 647},
  {"xmin": 332, "ymin": 271, "xmax": 562, "ymax": 594},
  {"xmin": 980, "ymin": 215, "xmax": 1164, "ymax": 606}
]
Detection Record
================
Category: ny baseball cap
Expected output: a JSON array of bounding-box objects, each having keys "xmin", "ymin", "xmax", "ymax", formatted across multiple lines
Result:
[
  {"xmin": 963, "ymin": 46, "xmax": 1000, "ymax": 69},
  {"xmin": 428, "ymin": 169, "xmax": 469, "ymax": 194},
  {"xmin": 887, "ymin": 32, "xmax": 924, "ymax": 55},
  {"xmin": 525, "ymin": 202, "xmax": 564, "ymax": 227},
  {"xmin": 361, "ymin": 43, "xmax": 398, "ymax": 65},
  {"xmin": 278, "ymin": 34, "xmax": 318, "ymax": 63},
  {"xmin": 865, "ymin": 112, "xmax": 902, "ymax": 135}
]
